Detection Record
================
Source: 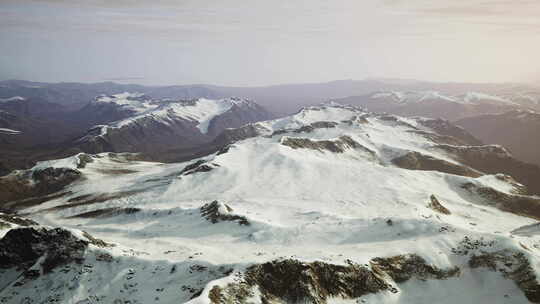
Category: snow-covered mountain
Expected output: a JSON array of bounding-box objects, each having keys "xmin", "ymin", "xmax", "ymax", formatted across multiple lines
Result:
[
  {"xmin": 369, "ymin": 91, "xmax": 518, "ymax": 106},
  {"xmin": 2, "ymin": 103, "xmax": 540, "ymax": 303},
  {"xmin": 501, "ymin": 92, "xmax": 540, "ymax": 109},
  {"xmin": 71, "ymin": 93, "xmax": 273, "ymax": 157},
  {"xmin": 456, "ymin": 110, "xmax": 540, "ymax": 167},
  {"xmin": 336, "ymin": 91, "xmax": 522, "ymax": 121}
]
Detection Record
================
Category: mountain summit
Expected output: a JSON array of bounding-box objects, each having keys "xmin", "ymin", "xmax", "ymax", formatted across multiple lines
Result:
[{"xmin": 1, "ymin": 103, "xmax": 540, "ymax": 303}]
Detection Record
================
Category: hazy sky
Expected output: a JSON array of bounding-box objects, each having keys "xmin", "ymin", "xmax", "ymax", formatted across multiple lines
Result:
[{"xmin": 1, "ymin": 0, "xmax": 539, "ymax": 86}]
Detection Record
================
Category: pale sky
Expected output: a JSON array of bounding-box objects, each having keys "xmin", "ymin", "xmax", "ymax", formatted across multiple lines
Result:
[{"xmin": 1, "ymin": 0, "xmax": 539, "ymax": 86}]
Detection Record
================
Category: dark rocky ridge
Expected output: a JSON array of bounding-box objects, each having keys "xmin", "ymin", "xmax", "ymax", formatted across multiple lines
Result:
[
  {"xmin": 456, "ymin": 110, "xmax": 540, "ymax": 167},
  {"xmin": 0, "ymin": 227, "xmax": 109, "ymax": 273},
  {"xmin": 392, "ymin": 151, "xmax": 482, "ymax": 178},
  {"xmin": 469, "ymin": 249, "xmax": 540, "ymax": 302},
  {"xmin": 427, "ymin": 194, "xmax": 451, "ymax": 215},
  {"xmin": 208, "ymin": 254, "xmax": 460, "ymax": 304},
  {"xmin": 415, "ymin": 118, "xmax": 483, "ymax": 146},
  {"xmin": 0, "ymin": 167, "xmax": 81, "ymax": 212},
  {"xmin": 200, "ymin": 201, "xmax": 250, "ymax": 226},
  {"xmin": 461, "ymin": 182, "xmax": 540, "ymax": 220},
  {"xmin": 281, "ymin": 135, "xmax": 376, "ymax": 155},
  {"xmin": 435, "ymin": 144, "xmax": 540, "ymax": 195}
]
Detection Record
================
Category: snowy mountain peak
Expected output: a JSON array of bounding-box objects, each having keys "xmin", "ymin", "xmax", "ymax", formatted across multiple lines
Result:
[
  {"xmin": 461, "ymin": 92, "xmax": 517, "ymax": 105},
  {"xmin": 371, "ymin": 91, "xmax": 459, "ymax": 104},
  {"xmin": 92, "ymin": 92, "xmax": 156, "ymax": 114},
  {"xmin": 3, "ymin": 103, "xmax": 540, "ymax": 304},
  {"xmin": 0, "ymin": 96, "xmax": 26, "ymax": 103},
  {"xmin": 73, "ymin": 95, "xmax": 272, "ymax": 155},
  {"xmin": 369, "ymin": 90, "xmax": 520, "ymax": 106}
]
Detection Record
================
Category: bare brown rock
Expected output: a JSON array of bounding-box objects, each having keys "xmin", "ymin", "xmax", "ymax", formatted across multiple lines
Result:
[
  {"xmin": 392, "ymin": 151, "xmax": 482, "ymax": 177},
  {"xmin": 427, "ymin": 195, "xmax": 451, "ymax": 215}
]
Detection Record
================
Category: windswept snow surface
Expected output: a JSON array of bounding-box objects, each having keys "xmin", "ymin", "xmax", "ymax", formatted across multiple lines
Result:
[{"xmin": 2, "ymin": 104, "xmax": 540, "ymax": 304}]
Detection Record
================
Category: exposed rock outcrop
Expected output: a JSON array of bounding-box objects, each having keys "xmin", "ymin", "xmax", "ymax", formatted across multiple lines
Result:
[
  {"xmin": 0, "ymin": 167, "xmax": 81, "ymax": 210},
  {"xmin": 461, "ymin": 182, "xmax": 540, "ymax": 220},
  {"xmin": 208, "ymin": 255, "xmax": 460, "ymax": 304},
  {"xmin": 271, "ymin": 121, "xmax": 339, "ymax": 136},
  {"xmin": 436, "ymin": 144, "xmax": 540, "ymax": 195},
  {"xmin": 200, "ymin": 201, "xmax": 250, "ymax": 226},
  {"xmin": 417, "ymin": 118, "xmax": 483, "ymax": 146},
  {"xmin": 281, "ymin": 135, "xmax": 375, "ymax": 155},
  {"xmin": 426, "ymin": 194, "xmax": 451, "ymax": 215},
  {"xmin": 370, "ymin": 254, "xmax": 460, "ymax": 283},
  {"xmin": 212, "ymin": 123, "xmax": 270, "ymax": 147},
  {"xmin": 469, "ymin": 250, "xmax": 540, "ymax": 303},
  {"xmin": 181, "ymin": 160, "xmax": 220, "ymax": 176},
  {"xmin": 0, "ymin": 213, "xmax": 38, "ymax": 226},
  {"xmin": 392, "ymin": 151, "xmax": 481, "ymax": 177},
  {"xmin": 0, "ymin": 227, "xmax": 108, "ymax": 273},
  {"xmin": 407, "ymin": 130, "xmax": 470, "ymax": 146}
]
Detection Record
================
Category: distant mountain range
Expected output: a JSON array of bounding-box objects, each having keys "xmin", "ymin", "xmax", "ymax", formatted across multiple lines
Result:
[
  {"xmin": 457, "ymin": 110, "xmax": 540, "ymax": 167},
  {"xmin": 72, "ymin": 93, "xmax": 272, "ymax": 159},
  {"xmin": 2, "ymin": 79, "xmax": 539, "ymax": 116},
  {"xmin": 334, "ymin": 90, "xmax": 530, "ymax": 121},
  {"xmin": 1, "ymin": 78, "xmax": 539, "ymax": 175},
  {"xmin": 0, "ymin": 87, "xmax": 273, "ymax": 175}
]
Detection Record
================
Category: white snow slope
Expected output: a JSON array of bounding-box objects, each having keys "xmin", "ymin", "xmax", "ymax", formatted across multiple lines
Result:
[{"xmin": 1, "ymin": 104, "xmax": 540, "ymax": 304}]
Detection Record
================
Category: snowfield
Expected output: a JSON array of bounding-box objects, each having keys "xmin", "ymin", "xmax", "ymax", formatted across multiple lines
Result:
[{"xmin": 1, "ymin": 104, "xmax": 540, "ymax": 304}]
